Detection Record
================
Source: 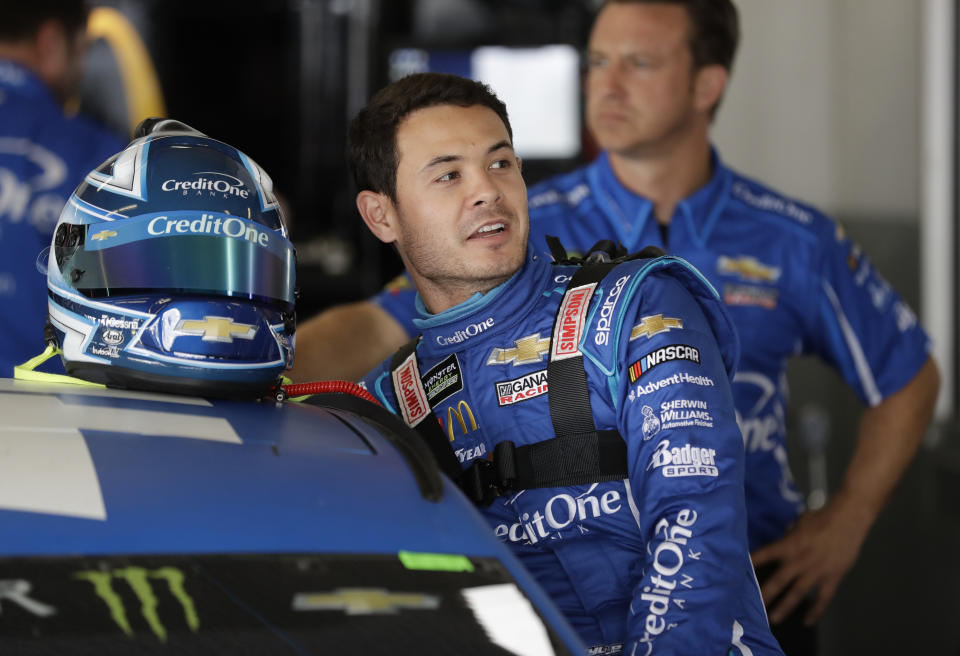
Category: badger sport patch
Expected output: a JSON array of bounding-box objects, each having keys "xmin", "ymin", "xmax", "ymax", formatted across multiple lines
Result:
[{"xmin": 628, "ymin": 344, "xmax": 700, "ymax": 383}]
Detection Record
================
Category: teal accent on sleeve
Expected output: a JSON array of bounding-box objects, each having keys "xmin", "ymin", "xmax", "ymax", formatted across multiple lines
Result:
[{"xmin": 373, "ymin": 371, "xmax": 398, "ymax": 415}]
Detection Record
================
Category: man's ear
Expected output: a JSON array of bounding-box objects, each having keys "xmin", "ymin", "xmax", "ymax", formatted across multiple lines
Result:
[
  {"xmin": 356, "ymin": 190, "xmax": 398, "ymax": 244},
  {"xmin": 693, "ymin": 64, "xmax": 728, "ymax": 114},
  {"xmin": 516, "ymin": 156, "xmax": 523, "ymax": 173}
]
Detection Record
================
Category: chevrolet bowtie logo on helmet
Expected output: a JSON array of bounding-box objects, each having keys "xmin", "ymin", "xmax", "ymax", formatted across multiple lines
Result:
[
  {"xmin": 486, "ymin": 333, "xmax": 550, "ymax": 366},
  {"xmin": 89, "ymin": 229, "xmax": 118, "ymax": 241},
  {"xmin": 630, "ymin": 315, "xmax": 683, "ymax": 341},
  {"xmin": 174, "ymin": 316, "xmax": 258, "ymax": 343}
]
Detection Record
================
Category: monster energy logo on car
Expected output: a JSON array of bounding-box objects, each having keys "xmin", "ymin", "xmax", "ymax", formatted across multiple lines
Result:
[{"xmin": 74, "ymin": 567, "xmax": 199, "ymax": 641}]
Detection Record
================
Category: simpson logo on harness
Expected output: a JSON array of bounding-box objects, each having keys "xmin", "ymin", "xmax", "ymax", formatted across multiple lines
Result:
[{"xmin": 389, "ymin": 238, "xmax": 665, "ymax": 505}]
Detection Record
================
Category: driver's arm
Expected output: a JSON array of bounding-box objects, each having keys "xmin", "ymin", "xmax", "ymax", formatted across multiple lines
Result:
[{"xmin": 286, "ymin": 300, "xmax": 409, "ymax": 382}]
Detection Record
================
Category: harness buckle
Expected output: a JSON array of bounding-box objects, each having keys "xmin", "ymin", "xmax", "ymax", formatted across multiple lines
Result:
[{"xmin": 462, "ymin": 441, "xmax": 519, "ymax": 506}]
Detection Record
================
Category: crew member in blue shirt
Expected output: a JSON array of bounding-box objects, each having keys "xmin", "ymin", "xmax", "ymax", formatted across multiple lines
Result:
[
  {"xmin": 290, "ymin": 3, "xmax": 940, "ymax": 652},
  {"xmin": 0, "ymin": 1, "xmax": 125, "ymax": 375}
]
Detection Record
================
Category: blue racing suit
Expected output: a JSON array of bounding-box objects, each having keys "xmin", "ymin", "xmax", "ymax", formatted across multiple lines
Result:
[
  {"xmin": 0, "ymin": 59, "xmax": 124, "ymax": 376},
  {"xmin": 372, "ymin": 149, "xmax": 932, "ymax": 552},
  {"xmin": 363, "ymin": 251, "xmax": 784, "ymax": 655}
]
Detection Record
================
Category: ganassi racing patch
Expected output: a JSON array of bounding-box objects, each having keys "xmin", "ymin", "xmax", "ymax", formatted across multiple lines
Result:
[
  {"xmin": 628, "ymin": 344, "xmax": 700, "ymax": 383},
  {"xmin": 496, "ymin": 370, "xmax": 548, "ymax": 406},
  {"xmin": 723, "ymin": 283, "xmax": 778, "ymax": 309}
]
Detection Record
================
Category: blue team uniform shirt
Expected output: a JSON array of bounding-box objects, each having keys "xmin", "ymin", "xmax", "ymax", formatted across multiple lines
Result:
[
  {"xmin": 364, "ymin": 252, "xmax": 783, "ymax": 655},
  {"xmin": 372, "ymin": 149, "xmax": 932, "ymax": 551},
  {"xmin": 0, "ymin": 59, "xmax": 125, "ymax": 376}
]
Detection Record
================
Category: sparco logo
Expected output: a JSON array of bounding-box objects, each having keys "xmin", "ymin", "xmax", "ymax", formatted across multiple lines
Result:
[
  {"xmin": 628, "ymin": 345, "xmax": 700, "ymax": 383},
  {"xmin": 496, "ymin": 370, "xmax": 548, "ymax": 406},
  {"xmin": 494, "ymin": 483, "xmax": 622, "ymax": 544},
  {"xmin": 147, "ymin": 214, "xmax": 270, "ymax": 247},
  {"xmin": 594, "ymin": 275, "xmax": 630, "ymax": 346},
  {"xmin": 552, "ymin": 283, "xmax": 596, "ymax": 360},
  {"xmin": 162, "ymin": 172, "xmax": 250, "ymax": 198},
  {"xmin": 647, "ymin": 439, "xmax": 718, "ymax": 478},
  {"xmin": 99, "ymin": 315, "xmax": 139, "ymax": 331},
  {"xmin": 638, "ymin": 510, "xmax": 699, "ymax": 655},
  {"xmin": 436, "ymin": 317, "xmax": 494, "ymax": 346}
]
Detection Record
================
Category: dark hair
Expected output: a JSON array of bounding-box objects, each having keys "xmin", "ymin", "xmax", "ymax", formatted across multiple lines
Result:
[
  {"xmin": 347, "ymin": 72, "xmax": 512, "ymax": 201},
  {"xmin": 0, "ymin": 1, "xmax": 89, "ymax": 41},
  {"xmin": 603, "ymin": 0, "xmax": 739, "ymax": 71}
]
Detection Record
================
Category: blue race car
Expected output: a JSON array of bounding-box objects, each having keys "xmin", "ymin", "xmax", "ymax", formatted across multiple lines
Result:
[{"xmin": 0, "ymin": 379, "xmax": 586, "ymax": 655}]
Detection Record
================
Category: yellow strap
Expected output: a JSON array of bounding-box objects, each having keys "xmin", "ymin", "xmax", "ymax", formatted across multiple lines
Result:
[{"xmin": 13, "ymin": 346, "xmax": 106, "ymax": 388}]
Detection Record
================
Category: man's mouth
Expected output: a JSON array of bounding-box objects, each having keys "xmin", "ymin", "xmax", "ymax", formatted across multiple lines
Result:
[{"xmin": 471, "ymin": 222, "xmax": 506, "ymax": 238}]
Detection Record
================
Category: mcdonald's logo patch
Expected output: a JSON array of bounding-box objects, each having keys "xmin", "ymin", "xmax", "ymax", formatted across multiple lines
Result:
[{"xmin": 445, "ymin": 400, "xmax": 478, "ymax": 442}]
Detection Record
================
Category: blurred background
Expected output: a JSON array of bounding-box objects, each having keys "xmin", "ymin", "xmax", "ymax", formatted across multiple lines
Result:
[{"xmin": 75, "ymin": 0, "xmax": 958, "ymax": 653}]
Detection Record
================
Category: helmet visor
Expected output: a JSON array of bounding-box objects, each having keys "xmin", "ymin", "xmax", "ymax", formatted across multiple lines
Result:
[{"xmin": 57, "ymin": 212, "xmax": 295, "ymax": 310}]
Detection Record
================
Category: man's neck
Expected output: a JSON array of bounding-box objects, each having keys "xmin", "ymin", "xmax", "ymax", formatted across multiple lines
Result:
[
  {"xmin": 606, "ymin": 132, "xmax": 714, "ymax": 225},
  {"xmin": 415, "ymin": 275, "xmax": 511, "ymax": 316}
]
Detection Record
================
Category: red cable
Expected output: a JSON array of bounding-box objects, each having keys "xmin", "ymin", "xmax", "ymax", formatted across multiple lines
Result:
[{"xmin": 281, "ymin": 380, "xmax": 381, "ymax": 406}]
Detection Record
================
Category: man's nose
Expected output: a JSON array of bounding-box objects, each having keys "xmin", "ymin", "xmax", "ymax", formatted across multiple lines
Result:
[
  {"xmin": 469, "ymin": 170, "xmax": 501, "ymax": 206},
  {"xmin": 594, "ymin": 61, "xmax": 627, "ymax": 98}
]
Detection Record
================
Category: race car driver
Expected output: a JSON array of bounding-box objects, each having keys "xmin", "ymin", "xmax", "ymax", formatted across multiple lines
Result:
[
  {"xmin": 352, "ymin": 71, "xmax": 783, "ymax": 655},
  {"xmin": 293, "ymin": 3, "xmax": 939, "ymax": 651}
]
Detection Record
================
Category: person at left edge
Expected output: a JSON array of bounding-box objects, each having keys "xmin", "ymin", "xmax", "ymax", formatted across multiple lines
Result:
[
  {"xmin": 355, "ymin": 72, "xmax": 783, "ymax": 655},
  {"xmin": 0, "ymin": 0, "xmax": 126, "ymax": 376}
]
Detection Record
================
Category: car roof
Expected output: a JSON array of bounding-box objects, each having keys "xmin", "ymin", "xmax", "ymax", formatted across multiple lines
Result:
[{"xmin": 0, "ymin": 378, "xmax": 495, "ymax": 557}]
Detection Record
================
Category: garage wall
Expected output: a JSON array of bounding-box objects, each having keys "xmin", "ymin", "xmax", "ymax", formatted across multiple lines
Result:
[{"xmin": 713, "ymin": 0, "xmax": 921, "ymax": 223}]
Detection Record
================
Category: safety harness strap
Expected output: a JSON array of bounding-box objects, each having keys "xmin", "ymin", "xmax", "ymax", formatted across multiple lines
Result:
[
  {"xmin": 388, "ymin": 250, "xmax": 638, "ymax": 506},
  {"xmin": 547, "ymin": 262, "xmax": 618, "ymax": 436},
  {"xmin": 389, "ymin": 338, "xmax": 465, "ymax": 485},
  {"xmin": 461, "ymin": 430, "xmax": 628, "ymax": 505}
]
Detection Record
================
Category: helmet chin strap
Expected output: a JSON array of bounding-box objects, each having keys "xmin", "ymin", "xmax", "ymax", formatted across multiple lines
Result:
[{"xmin": 13, "ymin": 345, "xmax": 105, "ymax": 388}]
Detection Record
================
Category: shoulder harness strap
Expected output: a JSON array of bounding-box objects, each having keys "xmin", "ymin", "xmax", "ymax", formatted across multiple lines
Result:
[
  {"xmin": 389, "ymin": 337, "xmax": 465, "ymax": 485},
  {"xmin": 389, "ymin": 246, "xmax": 660, "ymax": 506},
  {"xmin": 462, "ymin": 259, "xmax": 630, "ymax": 504}
]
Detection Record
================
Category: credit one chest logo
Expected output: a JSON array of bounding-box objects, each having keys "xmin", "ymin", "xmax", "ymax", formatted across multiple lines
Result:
[{"xmin": 436, "ymin": 318, "xmax": 494, "ymax": 346}]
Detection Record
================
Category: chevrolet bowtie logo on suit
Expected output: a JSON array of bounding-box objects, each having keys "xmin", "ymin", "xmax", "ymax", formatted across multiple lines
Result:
[
  {"xmin": 486, "ymin": 333, "xmax": 551, "ymax": 366},
  {"xmin": 630, "ymin": 315, "xmax": 683, "ymax": 341}
]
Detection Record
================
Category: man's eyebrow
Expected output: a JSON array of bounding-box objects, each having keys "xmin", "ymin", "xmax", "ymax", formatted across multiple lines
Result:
[
  {"xmin": 421, "ymin": 140, "xmax": 514, "ymax": 172},
  {"xmin": 422, "ymin": 154, "xmax": 461, "ymax": 171}
]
